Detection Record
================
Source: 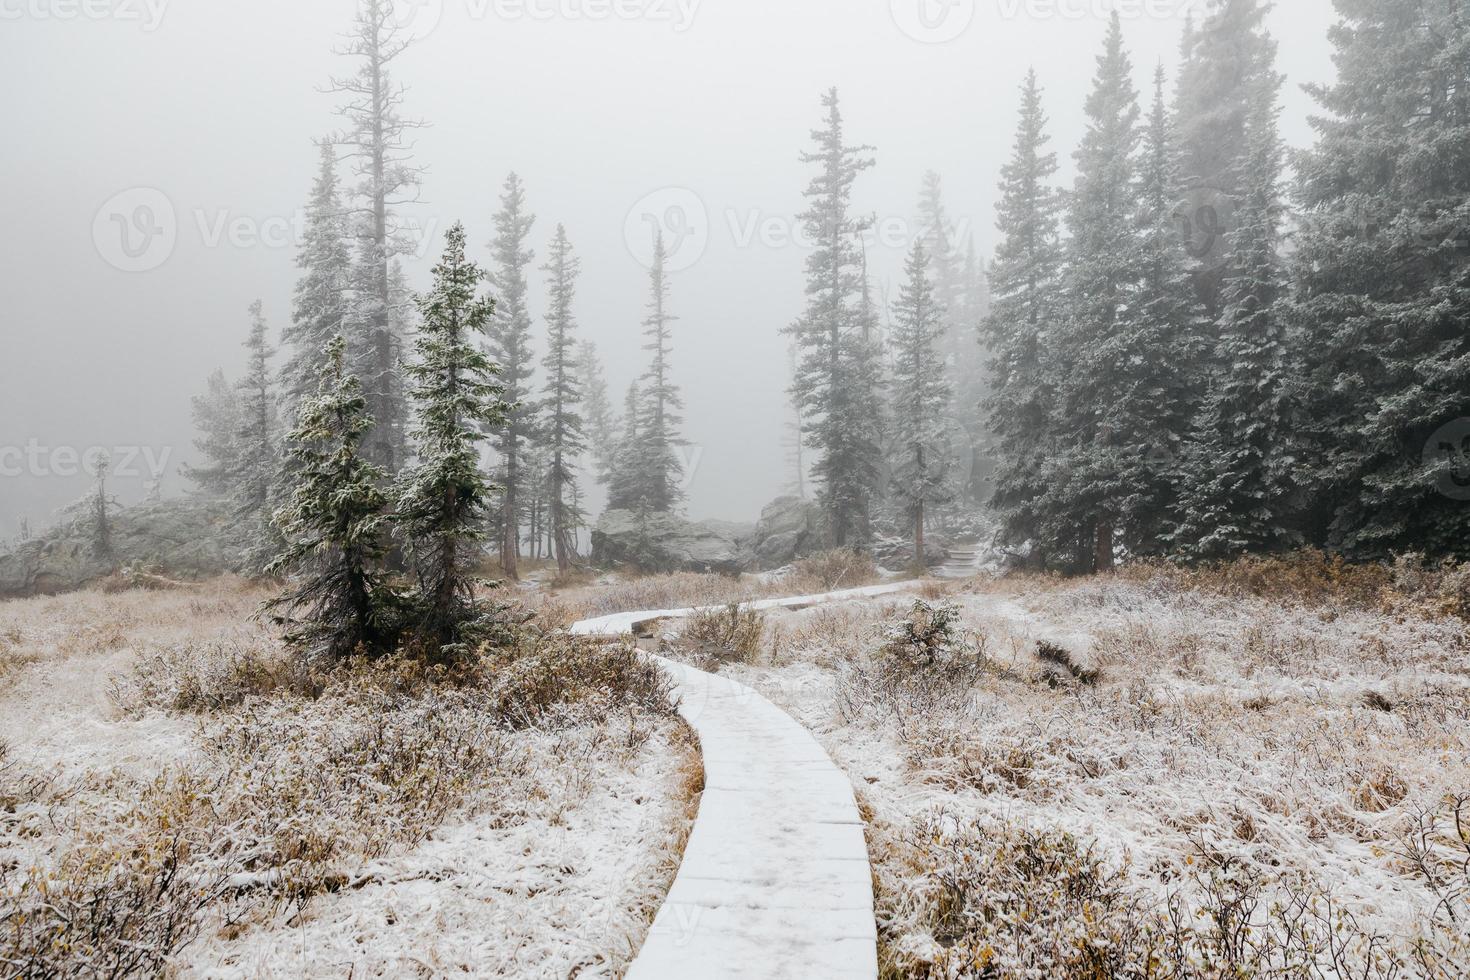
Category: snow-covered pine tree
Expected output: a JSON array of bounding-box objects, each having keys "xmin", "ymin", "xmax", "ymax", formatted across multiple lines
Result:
[
  {"xmin": 540, "ymin": 225, "xmax": 586, "ymax": 573},
  {"xmin": 265, "ymin": 336, "xmax": 398, "ymax": 662},
  {"xmin": 90, "ymin": 452, "xmax": 113, "ymax": 561},
  {"xmin": 786, "ymin": 88, "xmax": 884, "ymax": 547},
  {"xmin": 395, "ymin": 223, "xmax": 510, "ymax": 655},
  {"xmin": 1288, "ymin": 0, "xmax": 1470, "ymax": 559},
  {"xmin": 639, "ymin": 231, "xmax": 686, "ymax": 513},
  {"xmin": 330, "ymin": 0, "xmax": 424, "ymax": 475},
  {"xmin": 281, "ymin": 141, "xmax": 352, "ymax": 424},
  {"xmin": 1174, "ymin": 0, "xmax": 1282, "ymax": 318},
  {"xmin": 236, "ymin": 301, "xmax": 286, "ymax": 576},
  {"xmin": 578, "ymin": 340, "xmax": 616, "ymax": 489},
  {"xmin": 1123, "ymin": 66, "xmax": 1210, "ymax": 556},
  {"xmin": 485, "ymin": 172, "xmax": 539, "ymax": 579},
  {"xmin": 1047, "ymin": 14, "xmax": 1149, "ymax": 573},
  {"xmin": 984, "ymin": 70, "xmax": 1065, "ymax": 567},
  {"xmin": 606, "ymin": 382, "xmax": 646, "ymax": 512},
  {"xmin": 185, "ymin": 369, "xmax": 244, "ymax": 497},
  {"xmin": 888, "ymin": 242, "xmax": 955, "ymax": 567},
  {"xmin": 1173, "ymin": 85, "xmax": 1294, "ymax": 560}
]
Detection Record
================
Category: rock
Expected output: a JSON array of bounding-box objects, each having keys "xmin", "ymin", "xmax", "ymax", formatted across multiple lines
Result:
[
  {"xmin": 871, "ymin": 532, "xmax": 951, "ymax": 572},
  {"xmin": 0, "ymin": 497, "xmax": 244, "ymax": 599},
  {"xmin": 591, "ymin": 510, "xmax": 749, "ymax": 576},
  {"xmin": 743, "ymin": 496, "xmax": 826, "ymax": 570}
]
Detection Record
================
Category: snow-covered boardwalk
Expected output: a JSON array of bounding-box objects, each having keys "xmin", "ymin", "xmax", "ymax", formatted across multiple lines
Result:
[{"xmin": 571, "ymin": 582, "xmax": 916, "ymax": 979}]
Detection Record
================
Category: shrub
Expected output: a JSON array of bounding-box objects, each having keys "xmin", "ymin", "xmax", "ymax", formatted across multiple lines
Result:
[
  {"xmin": 112, "ymin": 636, "xmax": 321, "ymax": 714},
  {"xmin": 678, "ymin": 604, "xmax": 765, "ymax": 666},
  {"xmin": 480, "ymin": 631, "xmax": 674, "ymax": 728},
  {"xmin": 790, "ymin": 548, "xmax": 880, "ymax": 593},
  {"xmin": 836, "ymin": 601, "xmax": 986, "ymax": 726}
]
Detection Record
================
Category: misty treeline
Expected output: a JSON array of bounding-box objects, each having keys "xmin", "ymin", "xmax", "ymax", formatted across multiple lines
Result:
[
  {"xmin": 980, "ymin": 0, "xmax": 1470, "ymax": 573},
  {"xmin": 189, "ymin": 0, "xmax": 1470, "ymax": 626}
]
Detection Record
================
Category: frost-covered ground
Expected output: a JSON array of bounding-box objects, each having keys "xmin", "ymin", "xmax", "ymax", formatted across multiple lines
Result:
[
  {"xmin": 662, "ymin": 571, "xmax": 1470, "ymax": 977},
  {"xmin": 0, "ymin": 581, "xmax": 697, "ymax": 978}
]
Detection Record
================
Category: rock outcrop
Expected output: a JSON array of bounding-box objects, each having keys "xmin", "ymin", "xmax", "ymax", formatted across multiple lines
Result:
[
  {"xmin": 743, "ymin": 496, "xmax": 826, "ymax": 570},
  {"xmin": 0, "ymin": 497, "xmax": 243, "ymax": 599},
  {"xmin": 591, "ymin": 510, "xmax": 750, "ymax": 576}
]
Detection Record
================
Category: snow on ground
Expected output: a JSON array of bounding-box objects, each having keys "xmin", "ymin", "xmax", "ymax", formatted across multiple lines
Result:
[
  {"xmin": 0, "ymin": 581, "xmax": 698, "ymax": 977},
  {"xmin": 660, "ymin": 574, "xmax": 1470, "ymax": 974}
]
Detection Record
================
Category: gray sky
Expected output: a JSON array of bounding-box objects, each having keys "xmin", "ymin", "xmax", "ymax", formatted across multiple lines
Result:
[{"xmin": 0, "ymin": 0, "xmax": 1338, "ymax": 534}]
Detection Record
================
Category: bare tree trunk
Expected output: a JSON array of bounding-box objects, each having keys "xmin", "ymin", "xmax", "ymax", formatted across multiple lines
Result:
[{"xmin": 1094, "ymin": 522, "xmax": 1115, "ymax": 574}]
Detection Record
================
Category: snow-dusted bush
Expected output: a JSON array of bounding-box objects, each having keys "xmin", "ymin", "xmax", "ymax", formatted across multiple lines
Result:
[
  {"xmin": 112, "ymin": 634, "xmax": 320, "ymax": 713},
  {"xmin": 789, "ymin": 548, "xmax": 879, "ymax": 592},
  {"xmin": 481, "ymin": 631, "xmax": 673, "ymax": 728},
  {"xmin": 677, "ymin": 603, "xmax": 766, "ymax": 666},
  {"xmin": 836, "ymin": 600, "xmax": 987, "ymax": 727}
]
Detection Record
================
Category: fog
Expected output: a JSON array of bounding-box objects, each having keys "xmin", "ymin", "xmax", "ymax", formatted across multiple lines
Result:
[{"xmin": 1, "ymin": 0, "xmax": 1336, "ymax": 535}]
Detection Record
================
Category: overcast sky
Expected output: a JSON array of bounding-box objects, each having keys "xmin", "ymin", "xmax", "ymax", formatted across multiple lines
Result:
[{"xmin": 0, "ymin": 0, "xmax": 1339, "ymax": 534}]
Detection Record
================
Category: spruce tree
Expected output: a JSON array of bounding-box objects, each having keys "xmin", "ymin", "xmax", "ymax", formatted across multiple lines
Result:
[
  {"xmin": 185, "ymin": 370, "xmax": 243, "ymax": 497},
  {"xmin": 90, "ymin": 452, "xmax": 114, "ymax": 562},
  {"xmin": 1174, "ymin": 0, "xmax": 1282, "ymax": 317},
  {"xmin": 786, "ymin": 88, "xmax": 884, "ymax": 547},
  {"xmin": 330, "ymin": 0, "xmax": 424, "ymax": 474},
  {"xmin": 1174, "ymin": 88, "xmax": 1294, "ymax": 559},
  {"xmin": 578, "ymin": 340, "xmax": 616, "ymax": 489},
  {"xmin": 237, "ymin": 301, "xmax": 285, "ymax": 576},
  {"xmin": 1046, "ymin": 14, "xmax": 1148, "ymax": 573},
  {"xmin": 1124, "ymin": 66, "xmax": 1210, "ymax": 556},
  {"xmin": 265, "ymin": 336, "xmax": 397, "ymax": 662},
  {"xmin": 1289, "ymin": 0, "xmax": 1470, "ymax": 558},
  {"xmin": 984, "ymin": 70, "xmax": 1064, "ymax": 565},
  {"xmin": 395, "ymin": 223, "xmax": 510, "ymax": 655},
  {"xmin": 639, "ymin": 231, "xmax": 685, "ymax": 512},
  {"xmin": 281, "ymin": 141, "xmax": 352, "ymax": 423},
  {"xmin": 540, "ymin": 225, "xmax": 585, "ymax": 573},
  {"xmin": 607, "ymin": 383, "xmax": 650, "ymax": 512},
  {"xmin": 889, "ymin": 242, "xmax": 954, "ymax": 567},
  {"xmin": 485, "ymin": 172, "xmax": 539, "ymax": 579}
]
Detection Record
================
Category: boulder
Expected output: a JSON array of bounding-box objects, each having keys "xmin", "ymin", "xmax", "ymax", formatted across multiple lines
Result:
[
  {"xmin": 0, "ymin": 497, "xmax": 243, "ymax": 599},
  {"xmin": 744, "ymin": 496, "xmax": 826, "ymax": 570},
  {"xmin": 591, "ymin": 510, "xmax": 749, "ymax": 576}
]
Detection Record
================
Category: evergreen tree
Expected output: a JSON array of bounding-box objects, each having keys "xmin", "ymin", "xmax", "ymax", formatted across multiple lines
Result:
[
  {"xmin": 984, "ymin": 69, "xmax": 1065, "ymax": 565},
  {"xmin": 1174, "ymin": 0, "xmax": 1282, "ymax": 317},
  {"xmin": 1289, "ymin": 0, "xmax": 1470, "ymax": 558},
  {"xmin": 1174, "ymin": 87, "xmax": 1294, "ymax": 559},
  {"xmin": 485, "ymin": 172, "xmax": 539, "ymax": 579},
  {"xmin": 237, "ymin": 300, "xmax": 285, "ymax": 576},
  {"xmin": 638, "ymin": 231, "xmax": 685, "ymax": 512},
  {"xmin": 888, "ymin": 242, "xmax": 954, "ymax": 566},
  {"xmin": 540, "ymin": 225, "xmax": 585, "ymax": 573},
  {"xmin": 786, "ymin": 88, "xmax": 884, "ymax": 547},
  {"xmin": 330, "ymin": 0, "xmax": 424, "ymax": 474},
  {"xmin": 607, "ymin": 383, "xmax": 648, "ymax": 512},
  {"xmin": 1045, "ymin": 14, "xmax": 1148, "ymax": 573},
  {"xmin": 395, "ymin": 223, "xmax": 510, "ymax": 655},
  {"xmin": 185, "ymin": 369, "xmax": 243, "ymax": 497},
  {"xmin": 1123, "ymin": 66, "xmax": 1210, "ymax": 556},
  {"xmin": 578, "ymin": 340, "xmax": 616, "ymax": 488},
  {"xmin": 281, "ymin": 141, "xmax": 352, "ymax": 422},
  {"xmin": 265, "ymin": 336, "xmax": 398, "ymax": 662},
  {"xmin": 90, "ymin": 452, "xmax": 114, "ymax": 562}
]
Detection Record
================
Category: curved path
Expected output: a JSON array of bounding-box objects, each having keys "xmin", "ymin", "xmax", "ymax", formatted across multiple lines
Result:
[{"xmin": 572, "ymin": 582, "xmax": 919, "ymax": 979}]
